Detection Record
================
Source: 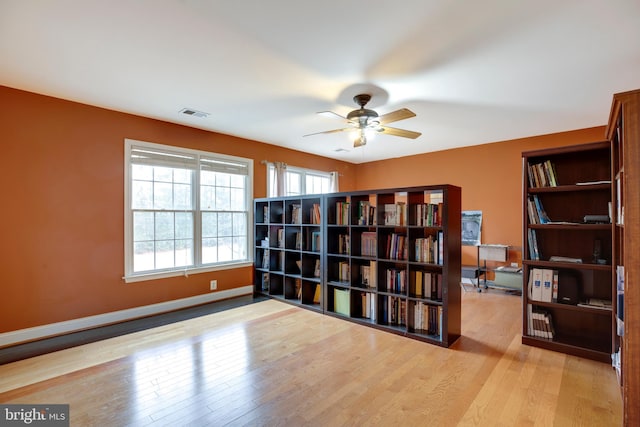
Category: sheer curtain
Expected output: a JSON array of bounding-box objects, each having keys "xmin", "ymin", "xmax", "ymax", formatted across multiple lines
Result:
[
  {"xmin": 329, "ymin": 171, "xmax": 340, "ymax": 193},
  {"xmin": 274, "ymin": 162, "xmax": 287, "ymax": 197}
]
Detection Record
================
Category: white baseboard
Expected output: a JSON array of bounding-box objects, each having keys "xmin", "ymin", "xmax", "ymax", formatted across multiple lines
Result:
[{"xmin": 0, "ymin": 286, "xmax": 253, "ymax": 348}]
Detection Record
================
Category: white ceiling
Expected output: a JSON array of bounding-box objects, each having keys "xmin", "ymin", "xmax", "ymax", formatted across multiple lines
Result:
[{"xmin": 1, "ymin": 0, "xmax": 639, "ymax": 164}]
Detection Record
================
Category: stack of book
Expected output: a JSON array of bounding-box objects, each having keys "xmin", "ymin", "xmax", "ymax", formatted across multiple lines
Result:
[
  {"xmin": 527, "ymin": 160, "xmax": 558, "ymax": 187},
  {"xmin": 527, "ymin": 305, "xmax": 554, "ymax": 339}
]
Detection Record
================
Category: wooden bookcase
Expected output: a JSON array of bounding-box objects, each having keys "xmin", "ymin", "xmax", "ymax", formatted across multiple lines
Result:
[
  {"xmin": 254, "ymin": 195, "xmax": 324, "ymax": 312},
  {"xmin": 254, "ymin": 185, "xmax": 461, "ymax": 347},
  {"xmin": 606, "ymin": 88, "xmax": 640, "ymax": 426},
  {"xmin": 521, "ymin": 141, "xmax": 614, "ymax": 362}
]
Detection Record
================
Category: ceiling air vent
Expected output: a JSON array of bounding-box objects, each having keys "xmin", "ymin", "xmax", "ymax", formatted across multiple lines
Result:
[
  {"xmin": 179, "ymin": 108, "xmax": 210, "ymax": 118},
  {"xmin": 334, "ymin": 148, "xmax": 350, "ymax": 153}
]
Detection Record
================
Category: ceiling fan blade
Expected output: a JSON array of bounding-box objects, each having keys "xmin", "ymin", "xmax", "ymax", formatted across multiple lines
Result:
[
  {"xmin": 379, "ymin": 126, "xmax": 422, "ymax": 139},
  {"xmin": 318, "ymin": 111, "xmax": 348, "ymax": 121},
  {"xmin": 303, "ymin": 128, "xmax": 353, "ymax": 137},
  {"xmin": 378, "ymin": 108, "xmax": 416, "ymax": 125}
]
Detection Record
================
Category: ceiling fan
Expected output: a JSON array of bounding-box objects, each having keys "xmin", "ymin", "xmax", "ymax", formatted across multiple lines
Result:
[{"xmin": 305, "ymin": 94, "xmax": 421, "ymax": 147}]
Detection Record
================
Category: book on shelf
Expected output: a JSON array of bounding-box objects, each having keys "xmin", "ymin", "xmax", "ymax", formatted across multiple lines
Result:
[
  {"xmin": 295, "ymin": 259, "xmax": 302, "ymax": 273},
  {"xmin": 313, "ymin": 284, "xmax": 321, "ymax": 304},
  {"xmin": 291, "ymin": 204, "xmax": 302, "ymax": 224},
  {"xmin": 338, "ymin": 234, "xmax": 350, "ymax": 255},
  {"xmin": 415, "ymin": 202, "xmax": 442, "ymax": 226},
  {"xmin": 295, "ymin": 232, "xmax": 302, "ymax": 250},
  {"xmin": 311, "ymin": 231, "xmax": 321, "ymax": 252},
  {"xmin": 263, "ymin": 205, "xmax": 269, "ymax": 222},
  {"xmin": 528, "ymin": 229, "xmax": 540, "ymax": 260},
  {"xmin": 616, "ymin": 264, "xmax": 624, "ymax": 336},
  {"xmin": 549, "ymin": 255, "xmax": 582, "ymax": 263},
  {"xmin": 360, "ymin": 231, "xmax": 377, "ymax": 257},
  {"xmin": 357, "ymin": 201, "xmax": 376, "ymax": 225},
  {"xmin": 334, "ymin": 288, "xmax": 350, "ymax": 316},
  {"xmin": 261, "ymin": 272, "xmax": 269, "ymax": 291},
  {"xmin": 384, "ymin": 202, "xmax": 406, "ymax": 226},
  {"xmin": 415, "ymin": 235, "xmax": 438, "ymax": 264},
  {"xmin": 336, "ymin": 201, "xmax": 350, "ymax": 225},
  {"xmin": 295, "ymin": 278, "xmax": 302, "ymax": 299},
  {"xmin": 413, "ymin": 270, "xmax": 442, "ymax": 300},
  {"xmin": 541, "ymin": 268, "xmax": 553, "ymax": 302},
  {"xmin": 528, "ymin": 160, "xmax": 558, "ymax": 188},
  {"xmin": 385, "ymin": 268, "xmax": 407, "ymax": 294},
  {"xmin": 311, "ymin": 203, "xmax": 321, "ymax": 224},
  {"xmin": 413, "ymin": 302, "xmax": 442, "ymax": 337},
  {"xmin": 314, "ymin": 259, "xmax": 320, "ymax": 278},
  {"xmin": 360, "ymin": 264, "xmax": 371, "ymax": 288},
  {"xmin": 386, "ymin": 233, "xmax": 407, "ymax": 260},
  {"xmin": 358, "ymin": 291, "xmax": 376, "ymax": 320},
  {"xmin": 577, "ymin": 298, "xmax": 612, "ymax": 310},
  {"xmin": 277, "ymin": 228, "xmax": 284, "ymax": 248},
  {"xmin": 528, "ymin": 195, "xmax": 551, "ymax": 224},
  {"xmin": 527, "ymin": 304, "xmax": 554, "ymax": 339},
  {"xmin": 262, "ymin": 249, "xmax": 270, "ymax": 269},
  {"xmin": 529, "ymin": 268, "xmax": 543, "ymax": 301},
  {"xmin": 338, "ymin": 261, "xmax": 350, "ymax": 282}
]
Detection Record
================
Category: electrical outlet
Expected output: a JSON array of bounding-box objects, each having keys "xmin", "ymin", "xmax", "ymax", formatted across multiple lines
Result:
[{"xmin": 210, "ymin": 280, "xmax": 217, "ymax": 290}]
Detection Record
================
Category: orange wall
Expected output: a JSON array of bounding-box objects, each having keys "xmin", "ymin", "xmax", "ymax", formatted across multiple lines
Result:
[
  {"xmin": 0, "ymin": 85, "xmax": 608, "ymax": 335},
  {"xmin": 0, "ymin": 86, "xmax": 355, "ymax": 333},
  {"xmin": 353, "ymin": 127, "xmax": 607, "ymax": 265}
]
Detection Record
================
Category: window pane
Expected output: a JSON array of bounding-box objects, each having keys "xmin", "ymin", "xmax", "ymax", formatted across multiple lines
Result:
[
  {"xmin": 155, "ymin": 212, "xmax": 174, "ymax": 240},
  {"xmin": 154, "ymin": 166, "xmax": 173, "ymax": 183},
  {"xmin": 202, "ymin": 212, "xmax": 217, "ymax": 238},
  {"xmin": 230, "ymin": 174, "xmax": 244, "ymax": 188},
  {"xmin": 132, "ymin": 180, "xmax": 153, "ymax": 209},
  {"xmin": 201, "ymin": 170, "xmax": 215, "ymax": 186},
  {"xmin": 215, "ymin": 172, "xmax": 230, "ymax": 187},
  {"xmin": 233, "ymin": 213, "xmax": 246, "ymax": 236},
  {"xmin": 201, "ymin": 185, "xmax": 215, "ymax": 210},
  {"xmin": 202, "ymin": 238, "xmax": 217, "ymax": 264},
  {"xmin": 175, "ymin": 239, "xmax": 193, "ymax": 267},
  {"xmin": 218, "ymin": 237, "xmax": 233, "ymax": 262},
  {"xmin": 132, "ymin": 164, "xmax": 153, "ymax": 180},
  {"xmin": 174, "ymin": 183, "xmax": 192, "ymax": 210},
  {"xmin": 230, "ymin": 188, "xmax": 245, "ymax": 210},
  {"xmin": 155, "ymin": 240, "xmax": 175, "ymax": 269},
  {"xmin": 173, "ymin": 168, "xmax": 191, "ymax": 184},
  {"xmin": 133, "ymin": 212, "xmax": 154, "ymax": 241},
  {"xmin": 133, "ymin": 241, "xmax": 154, "ymax": 272},
  {"xmin": 232, "ymin": 236, "xmax": 246, "ymax": 260},
  {"xmin": 154, "ymin": 182, "xmax": 173, "ymax": 209},
  {"xmin": 217, "ymin": 187, "xmax": 231, "ymax": 210},
  {"xmin": 175, "ymin": 212, "xmax": 193, "ymax": 239},
  {"xmin": 218, "ymin": 213, "xmax": 232, "ymax": 237}
]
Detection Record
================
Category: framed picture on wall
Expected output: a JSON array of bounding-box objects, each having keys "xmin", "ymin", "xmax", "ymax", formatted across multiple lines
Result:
[{"xmin": 462, "ymin": 210, "xmax": 482, "ymax": 246}]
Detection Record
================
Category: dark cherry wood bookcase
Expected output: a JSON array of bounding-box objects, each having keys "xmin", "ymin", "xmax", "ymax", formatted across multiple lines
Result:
[
  {"xmin": 521, "ymin": 141, "xmax": 614, "ymax": 362},
  {"xmin": 606, "ymin": 88, "xmax": 640, "ymax": 426},
  {"xmin": 254, "ymin": 185, "xmax": 461, "ymax": 348}
]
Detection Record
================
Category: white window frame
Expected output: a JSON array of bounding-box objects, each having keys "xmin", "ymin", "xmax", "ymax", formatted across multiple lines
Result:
[
  {"xmin": 267, "ymin": 164, "xmax": 331, "ymax": 197},
  {"xmin": 124, "ymin": 139, "xmax": 253, "ymax": 283}
]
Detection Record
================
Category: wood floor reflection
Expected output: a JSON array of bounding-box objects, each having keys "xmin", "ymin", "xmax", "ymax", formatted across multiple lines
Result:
[{"xmin": 0, "ymin": 291, "xmax": 622, "ymax": 426}]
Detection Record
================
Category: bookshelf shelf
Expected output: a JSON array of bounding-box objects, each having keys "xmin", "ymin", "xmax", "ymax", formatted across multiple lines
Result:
[
  {"xmin": 522, "ymin": 141, "xmax": 614, "ymax": 363},
  {"xmin": 254, "ymin": 195, "xmax": 323, "ymax": 312},
  {"xmin": 606, "ymin": 88, "xmax": 640, "ymax": 425},
  {"xmin": 254, "ymin": 185, "xmax": 461, "ymax": 348}
]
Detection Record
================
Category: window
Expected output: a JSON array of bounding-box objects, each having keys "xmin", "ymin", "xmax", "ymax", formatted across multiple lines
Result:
[
  {"xmin": 124, "ymin": 139, "xmax": 253, "ymax": 282},
  {"xmin": 267, "ymin": 164, "xmax": 331, "ymax": 197}
]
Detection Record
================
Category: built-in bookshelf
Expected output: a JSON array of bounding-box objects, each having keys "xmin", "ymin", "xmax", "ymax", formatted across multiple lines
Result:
[
  {"xmin": 521, "ymin": 141, "xmax": 614, "ymax": 362},
  {"xmin": 254, "ymin": 195, "xmax": 323, "ymax": 312},
  {"xmin": 606, "ymin": 88, "xmax": 640, "ymax": 426}
]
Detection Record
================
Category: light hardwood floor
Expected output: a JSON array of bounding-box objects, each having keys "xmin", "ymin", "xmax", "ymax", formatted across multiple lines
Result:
[{"xmin": 0, "ymin": 290, "xmax": 622, "ymax": 426}]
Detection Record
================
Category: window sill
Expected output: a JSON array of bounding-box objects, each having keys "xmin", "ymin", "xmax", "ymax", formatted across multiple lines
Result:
[{"xmin": 123, "ymin": 261, "xmax": 254, "ymax": 283}]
